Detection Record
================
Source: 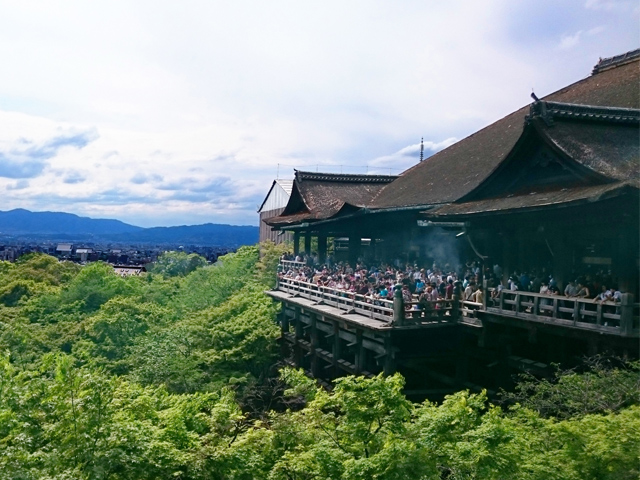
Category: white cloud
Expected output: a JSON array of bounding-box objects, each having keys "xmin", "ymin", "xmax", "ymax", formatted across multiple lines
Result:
[
  {"xmin": 369, "ymin": 138, "xmax": 458, "ymax": 172},
  {"xmin": 559, "ymin": 31, "xmax": 583, "ymax": 49},
  {"xmin": 0, "ymin": 1, "xmax": 637, "ymax": 226},
  {"xmin": 587, "ymin": 25, "xmax": 606, "ymax": 35}
]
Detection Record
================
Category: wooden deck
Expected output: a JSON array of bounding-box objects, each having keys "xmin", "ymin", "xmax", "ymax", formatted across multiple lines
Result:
[{"xmin": 272, "ymin": 277, "xmax": 639, "ymax": 337}]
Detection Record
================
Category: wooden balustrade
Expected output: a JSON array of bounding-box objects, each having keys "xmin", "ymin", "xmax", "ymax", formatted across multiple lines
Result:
[
  {"xmin": 277, "ymin": 275, "xmax": 475, "ymax": 325},
  {"xmin": 487, "ymin": 289, "xmax": 639, "ymax": 335},
  {"xmin": 276, "ymin": 267, "xmax": 638, "ymax": 336},
  {"xmin": 280, "ymin": 259, "xmax": 307, "ymax": 269},
  {"xmin": 278, "ymin": 276, "xmax": 395, "ymax": 323}
]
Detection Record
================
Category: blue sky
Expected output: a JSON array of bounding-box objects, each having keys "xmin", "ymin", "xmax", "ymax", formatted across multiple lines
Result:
[{"xmin": 0, "ymin": 0, "xmax": 637, "ymax": 227}]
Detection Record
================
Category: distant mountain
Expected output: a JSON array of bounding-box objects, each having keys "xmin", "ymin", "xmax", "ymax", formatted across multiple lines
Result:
[
  {"xmin": 0, "ymin": 209, "xmax": 142, "ymax": 235},
  {"xmin": 0, "ymin": 209, "xmax": 259, "ymax": 247}
]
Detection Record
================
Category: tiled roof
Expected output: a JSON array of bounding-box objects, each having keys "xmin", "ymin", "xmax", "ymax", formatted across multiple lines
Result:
[
  {"xmin": 265, "ymin": 171, "xmax": 397, "ymax": 227},
  {"xmin": 370, "ymin": 54, "xmax": 640, "ymax": 209},
  {"xmin": 425, "ymin": 181, "xmax": 638, "ymax": 218},
  {"xmin": 592, "ymin": 48, "xmax": 640, "ymax": 74}
]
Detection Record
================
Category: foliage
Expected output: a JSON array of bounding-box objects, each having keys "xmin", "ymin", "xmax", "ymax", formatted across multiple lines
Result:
[
  {"xmin": 148, "ymin": 251, "xmax": 208, "ymax": 278},
  {"xmin": 500, "ymin": 356, "xmax": 640, "ymax": 419},
  {"xmin": 0, "ymin": 246, "xmax": 638, "ymax": 479}
]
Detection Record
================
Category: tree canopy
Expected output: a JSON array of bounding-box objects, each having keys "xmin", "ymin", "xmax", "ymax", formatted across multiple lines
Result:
[{"xmin": 0, "ymin": 245, "xmax": 637, "ymax": 479}]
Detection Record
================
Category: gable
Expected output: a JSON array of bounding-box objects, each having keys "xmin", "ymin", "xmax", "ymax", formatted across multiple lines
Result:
[{"xmin": 461, "ymin": 121, "xmax": 611, "ymax": 201}]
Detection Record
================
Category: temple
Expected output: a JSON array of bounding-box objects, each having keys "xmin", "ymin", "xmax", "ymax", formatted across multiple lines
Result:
[{"xmin": 263, "ymin": 50, "xmax": 640, "ymax": 399}]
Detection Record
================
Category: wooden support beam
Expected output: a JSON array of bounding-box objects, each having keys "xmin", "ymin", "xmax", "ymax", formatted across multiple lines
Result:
[
  {"xmin": 310, "ymin": 313, "xmax": 319, "ymax": 377},
  {"xmin": 318, "ymin": 234, "xmax": 327, "ymax": 265},
  {"xmin": 293, "ymin": 232, "xmax": 300, "ymax": 256},
  {"xmin": 354, "ymin": 330, "xmax": 364, "ymax": 374},
  {"xmin": 304, "ymin": 233, "xmax": 312, "ymax": 257}
]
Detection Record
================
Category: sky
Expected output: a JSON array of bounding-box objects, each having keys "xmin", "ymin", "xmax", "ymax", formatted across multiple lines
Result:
[{"xmin": 0, "ymin": 0, "xmax": 638, "ymax": 227}]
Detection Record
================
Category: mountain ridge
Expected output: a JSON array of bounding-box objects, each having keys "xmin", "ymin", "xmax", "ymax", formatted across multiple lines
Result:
[{"xmin": 0, "ymin": 209, "xmax": 258, "ymax": 247}]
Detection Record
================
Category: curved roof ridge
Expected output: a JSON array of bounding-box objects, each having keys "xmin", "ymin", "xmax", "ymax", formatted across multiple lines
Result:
[{"xmin": 295, "ymin": 170, "xmax": 398, "ymax": 183}]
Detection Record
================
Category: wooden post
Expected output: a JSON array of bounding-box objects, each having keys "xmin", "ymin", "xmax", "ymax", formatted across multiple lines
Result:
[
  {"xmin": 451, "ymin": 280, "xmax": 461, "ymax": 322},
  {"xmin": 348, "ymin": 235, "xmax": 360, "ymax": 266},
  {"xmin": 294, "ymin": 307, "xmax": 303, "ymax": 366},
  {"xmin": 573, "ymin": 299, "xmax": 580, "ymax": 326},
  {"xmin": 354, "ymin": 330, "xmax": 364, "ymax": 374},
  {"xmin": 620, "ymin": 293, "xmax": 634, "ymax": 336},
  {"xmin": 318, "ymin": 234, "xmax": 327, "ymax": 265},
  {"xmin": 280, "ymin": 308, "xmax": 289, "ymax": 358},
  {"xmin": 310, "ymin": 313, "xmax": 319, "ymax": 377},
  {"xmin": 482, "ymin": 279, "xmax": 488, "ymax": 311},
  {"xmin": 393, "ymin": 284, "xmax": 404, "ymax": 325},
  {"xmin": 293, "ymin": 232, "xmax": 300, "ymax": 256},
  {"xmin": 332, "ymin": 321, "xmax": 341, "ymax": 372},
  {"xmin": 383, "ymin": 335, "xmax": 396, "ymax": 376},
  {"xmin": 304, "ymin": 233, "xmax": 312, "ymax": 259}
]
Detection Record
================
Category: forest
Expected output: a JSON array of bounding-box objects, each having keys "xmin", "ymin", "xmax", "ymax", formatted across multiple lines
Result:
[{"xmin": 0, "ymin": 244, "xmax": 638, "ymax": 480}]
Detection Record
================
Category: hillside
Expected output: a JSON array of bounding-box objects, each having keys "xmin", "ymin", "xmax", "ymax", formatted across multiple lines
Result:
[
  {"xmin": 0, "ymin": 208, "xmax": 142, "ymax": 235},
  {"xmin": 0, "ymin": 209, "xmax": 258, "ymax": 246}
]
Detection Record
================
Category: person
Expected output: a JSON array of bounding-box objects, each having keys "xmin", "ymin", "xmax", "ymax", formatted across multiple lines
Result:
[
  {"xmin": 445, "ymin": 278, "xmax": 454, "ymax": 299},
  {"xmin": 463, "ymin": 282, "xmax": 474, "ymax": 301},
  {"xmin": 402, "ymin": 284, "xmax": 412, "ymax": 304},
  {"xmin": 472, "ymin": 285, "xmax": 484, "ymax": 305},
  {"xmin": 564, "ymin": 280, "xmax": 579, "ymax": 298},
  {"xmin": 490, "ymin": 283, "xmax": 503, "ymax": 306},
  {"xmin": 576, "ymin": 282, "xmax": 590, "ymax": 299},
  {"xmin": 539, "ymin": 281, "xmax": 551, "ymax": 315},
  {"xmin": 594, "ymin": 285, "xmax": 613, "ymax": 303}
]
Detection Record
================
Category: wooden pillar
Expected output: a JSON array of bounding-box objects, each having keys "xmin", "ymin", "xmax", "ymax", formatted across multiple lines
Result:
[
  {"xmin": 502, "ymin": 235, "xmax": 515, "ymax": 285},
  {"xmin": 451, "ymin": 280, "xmax": 461, "ymax": 322},
  {"xmin": 614, "ymin": 231, "xmax": 635, "ymax": 294},
  {"xmin": 280, "ymin": 308, "xmax": 289, "ymax": 358},
  {"xmin": 354, "ymin": 330, "xmax": 364, "ymax": 374},
  {"xmin": 293, "ymin": 232, "xmax": 300, "ymax": 256},
  {"xmin": 393, "ymin": 284, "xmax": 405, "ymax": 325},
  {"xmin": 348, "ymin": 235, "xmax": 360, "ymax": 266},
  {"xmin": 383, "ymin": 335, "xmax": 396, "ymax": 376},
  {"xmin": 552, "ymin": 234, "xmax": 572, "ymax": 292},
  {"xmin": 304, "ymin": 233, "xmax": 312, "ymax": 258},
  {"xmin": 318, "ymin": 234, "xmax": 327, "ymax": 265},
  {"xmin": 620, "ymin": 293, "xmax": 634, "ymax": 336},
  {"xmin": 309, "ymin": 313, "xmax": 319, "ymax": 377},
  {"xmin": 294, "ymin": 307, "xmax": 303, "ymax": 366},
  {"xmin": 332, "ymin": 321, "xmax": 341, "ymax": 374}
]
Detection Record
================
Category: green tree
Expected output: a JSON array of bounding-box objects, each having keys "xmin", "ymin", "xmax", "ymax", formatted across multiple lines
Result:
[{"xmin": 149, "ymin": 251, "xmax": 208, "ymax": 278}]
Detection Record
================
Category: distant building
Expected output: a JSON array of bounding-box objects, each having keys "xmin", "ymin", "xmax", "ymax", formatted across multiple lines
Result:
[
  {"xmin": 75, "ymin": 248, "xmax": 93, "ymax": 262},
  {"xmin": 56, "ymin": 243, "xmax": 73, "ymax": 258},
  {"xmin": 258, "ymin": 179, "xmax": 293, "ymax": 245},
  {"xmin": 113, "ymin": 265, "xmax": 145, "ymax": 276}
]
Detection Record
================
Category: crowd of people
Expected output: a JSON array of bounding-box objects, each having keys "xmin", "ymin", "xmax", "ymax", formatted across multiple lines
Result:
[
  {"xmin": 279, "ymin": 254, "xmax": 486, "ymax": 311},
  {"xmin": 279, "ymin": 253, "xmax": 627, "ymax": 316}
]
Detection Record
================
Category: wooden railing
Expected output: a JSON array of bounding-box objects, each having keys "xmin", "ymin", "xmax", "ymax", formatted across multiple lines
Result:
[
  {"xmin": 280, "ymin": 259, "xmax": 308, "ymax": 269},
  {"xmin": 277, "ymin": 276, "xmax": 483, "ymax": 326},
  {"xmin": 278, "ymin": 277, "xmax": 395, "ymax": 323},
  {"xmin": 487, "ymin": 289, "xmax": 639, "ymax": 335},
  {"xmin": 275, "ymin": 270, "xmax": 638, "ymax": 336}
]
